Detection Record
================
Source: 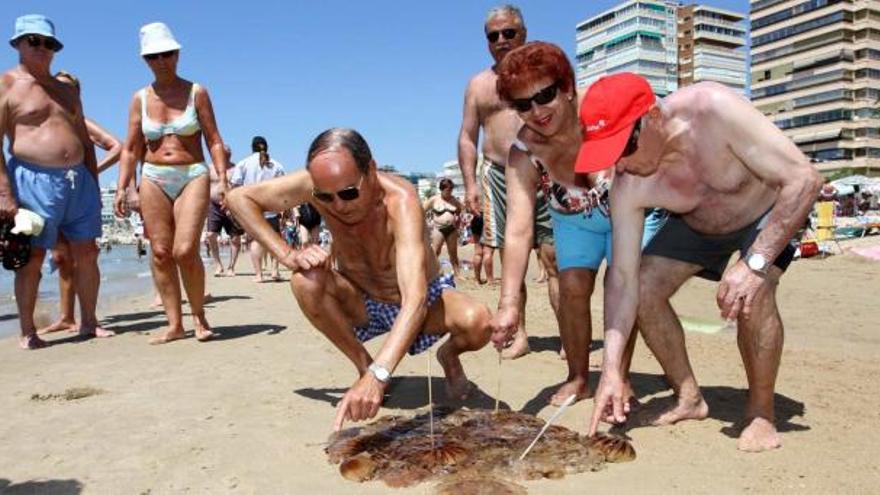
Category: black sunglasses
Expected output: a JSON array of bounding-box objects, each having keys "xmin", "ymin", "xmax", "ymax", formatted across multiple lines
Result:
[
  {"xmin": 510, "ymin": 82, "xmax": 560, "ymax": 113},
  {"xmin": 24, "ymin": 34, "xmax": 61, "ymax": 52},
  {"xmin": 312, "ymin": 174, "xmax": 365, "ymax": 203},
  {"xmin": 620, "ymin": 119, "xmax": 642, "ymax": 158},
  {"xmin": 144, "ymin": 50, "xmax": 177, "ymax": 61},
  {"xmin": 486, "ymin": 28, "xmax": 518, "ymax": 43}
]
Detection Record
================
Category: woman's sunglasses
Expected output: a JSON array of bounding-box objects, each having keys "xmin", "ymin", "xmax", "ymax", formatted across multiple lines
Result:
[
  {"xmin": 486, "ymin": 28, "xmax": 517, "ymax": 43},
  {"xmin": 621, "ymin": 119, "xmax": 642, "ymax": 158},
  {"xmin": 510, "ymin": 82, "xmax": 559, "ymax": 113},
  {"xmin": 312, "ymin": 175, "xmax": 365, "ymax": 203},
  {"xmin": 24, "ymin": 34, "xmax": 61, "ymax": 52},
  {"xmin": 144, "ymin": 50, "xmax": 177, "ymax": 61}
]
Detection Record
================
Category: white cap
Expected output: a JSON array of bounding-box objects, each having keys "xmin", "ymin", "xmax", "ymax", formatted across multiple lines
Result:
[{"xmin": 139, "ymin": 22, "xmax": 181, "ymax": 56}]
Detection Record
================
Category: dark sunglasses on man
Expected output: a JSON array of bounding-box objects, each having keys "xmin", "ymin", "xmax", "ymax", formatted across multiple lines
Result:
[
  {"xmin": 486, "ymin": 28, "xmax": 517, "ymax": 43},
  {"xmin": 144, "ymin": 50, "xmax": 177, "ymax": 61},
  {"xmin": 620, "ymin": 119, "xmax": 642, "ymax": 158},
  {"xmin": 23, "ymin": 34, "xmax": 61, "ymax": 52},
  {"xmin": 312, "ymin": 175, "xmax": 365, "ymax": 203},
  {"xmin": 510, "ymin": 82, "xmax": 559, "ymax": 113}
]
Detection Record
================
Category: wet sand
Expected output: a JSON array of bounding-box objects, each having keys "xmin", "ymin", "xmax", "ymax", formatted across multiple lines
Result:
[{"xmin": 0, "ymin": 239, "xmax": 878, "ymax": 493}]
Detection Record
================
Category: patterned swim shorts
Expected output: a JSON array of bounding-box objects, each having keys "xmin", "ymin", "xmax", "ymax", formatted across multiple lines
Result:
[{"xmin": 354, "ymin": 273, "xmax": 455, "ymax": 355}]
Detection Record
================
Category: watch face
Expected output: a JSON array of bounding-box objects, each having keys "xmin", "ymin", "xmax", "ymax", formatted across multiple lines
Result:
[
  {"xmin": 370, "ymin": 364, "xmax": 390, "ymax": 381},
  {"xmin": 748, "ymin": 254, "xmax": 767, "ymax": 271}
]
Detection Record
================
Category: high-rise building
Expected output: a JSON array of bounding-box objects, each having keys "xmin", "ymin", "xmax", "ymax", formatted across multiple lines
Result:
[
  {"xmin": 575, "ymin": 0, "xmax": 680, "ymax": 95},
  {"xmin": 750, "ymin": 0, "xmax": 880, "ymax": 173},
  {"xmin": 677, "ymin": 5, "xmax": 748, "ymax": 93}
]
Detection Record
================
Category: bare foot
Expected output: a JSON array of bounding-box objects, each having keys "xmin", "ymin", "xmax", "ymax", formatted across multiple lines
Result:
[
  {"xmin": 193, "ymin": 313, "xmax": 215, "ymax": 342},
  {"xmin": 214, "ymin": 267, "xmax": 226, "ymax": 277},
  {"xmin": 149, "ymin": 328, "xmax": 186, "ymax": 345},
  {"xmin": 437, "ymin": 342, "xmax": 472, "ymax": 401},
  {"xmin": 501, "ymin": 328, "xmax": 530, "ymax": 360},
  {"xmin": 79, "ymin": 325, "xmax": 116, "ymax": 338},
  {"xmin": 150, "ymin": 296, "xmax": 163, "ymax": 309},
  {"xmin": 38, "ymin": 319, "xmax": 78, "ymax": 335},
  {"xmin": 738, "ymin": 417, "xmax": 781, "ymax": 452},
  {"xmin": 549, "ymin": 378, "xmax": 592, "ymax": 406},
  {"xmin": 226, "ymin": 268, "xmax": 236, "ymax": 276},
  {"xmin": 253, "ymin": 275, "xmax": 265, "ymax": 283},
  {"xmin": 638, "ymin": 394, "xmax": 709, "ymax": 426},
  {"xmin": 19, "ymin": 333, "xmax": 49, "ymax": 350}
]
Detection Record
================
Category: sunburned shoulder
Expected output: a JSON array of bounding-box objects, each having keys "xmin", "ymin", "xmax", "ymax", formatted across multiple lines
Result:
[
  {"xmin": 669, "ymin": 82, "xmax": 745, "ymax": 118},
  {"xmin": 379, "ymin": 173, "xmax": 420, "ymax": 209}
]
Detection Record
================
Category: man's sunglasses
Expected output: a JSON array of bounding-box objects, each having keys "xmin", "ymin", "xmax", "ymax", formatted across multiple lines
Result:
[
  {"xmin": 312, "ymin": 175, "xmax": 365, "ymax": 203},
  {"xmin": 510, "ymin": 82, "xmax": 559, "ymax": 113},
  {"xmin": 486, "ymin": 28, "xmax": 517, "ymax": 43},
  {"xmin": 144, "ymin": 50, "xmax": 177, "ymax": 61},
  {"xmin": 620, "ymin": 119, "xmax": 642, "ymax": 158},
  {"xmin": 24, "ymin": 34, "xmax": 61, "ymax": 52}
]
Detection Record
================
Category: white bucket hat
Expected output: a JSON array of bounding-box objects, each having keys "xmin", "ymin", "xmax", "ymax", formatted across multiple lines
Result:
[{"xmin": 139, "ymin": 22, "xmax": 181, "ymax": 56}]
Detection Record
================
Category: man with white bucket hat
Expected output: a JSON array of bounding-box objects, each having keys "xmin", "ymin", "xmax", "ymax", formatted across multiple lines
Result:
[{"xmin": 0, "ymin": 14, "xmax": 111, "ymax": 350}]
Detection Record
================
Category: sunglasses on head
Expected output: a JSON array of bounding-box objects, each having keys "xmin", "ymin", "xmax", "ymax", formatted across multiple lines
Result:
[
  {"xmin": 486, "ymin": 28, "xmax": 517, "ymax": 43},
  {"xmin": 510, "ymin": 82, "xmax": 560, "ymax": 113},
  {"xmin": 312, "ymin": 174, "xmax": 365, "ymax": 203},
  {"xmin": 24, "ymin": 34, "xmax": 61, "ymax": 52},
  {"xmin": 144, "ymin": 50, "xmax": 177, "ymax": 61},
  {"xmin": 620, "ymin": 119, "xmax": 642, "ymax": 158}
]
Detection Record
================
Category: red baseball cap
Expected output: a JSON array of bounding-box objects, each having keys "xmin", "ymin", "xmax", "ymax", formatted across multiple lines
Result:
[{"xmin": 575, "ymin": 73, "xmax": 656, "ymax": 174}]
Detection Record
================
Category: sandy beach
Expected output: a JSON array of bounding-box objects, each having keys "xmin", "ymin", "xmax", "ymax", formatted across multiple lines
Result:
[{"xmin": 1, "ymin": 239, "xmax": 878, "ymax": 494}]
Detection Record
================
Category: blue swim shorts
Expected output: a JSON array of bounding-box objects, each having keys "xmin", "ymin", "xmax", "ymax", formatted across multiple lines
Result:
[
  {"xmin": 8, "ymin": 157, "xmax": 102, "ymax": 250},
  {"xmin": 550, "ymin": 208, "xmax": 668, "ymax": 271},
  {"xmin": 354, "ymin": 273, "xmax": 455, "ymax": 355}
]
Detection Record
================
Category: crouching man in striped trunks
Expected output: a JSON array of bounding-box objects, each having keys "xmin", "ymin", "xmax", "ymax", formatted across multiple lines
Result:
[{"xmin": 227, "ymin": 128, "xmax": 492, "ymax": 430}]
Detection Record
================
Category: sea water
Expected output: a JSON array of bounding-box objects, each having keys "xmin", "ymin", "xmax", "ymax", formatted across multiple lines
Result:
[{"xmin": 0, "ymin": 245, "xmax": 156, "ymax": 338}]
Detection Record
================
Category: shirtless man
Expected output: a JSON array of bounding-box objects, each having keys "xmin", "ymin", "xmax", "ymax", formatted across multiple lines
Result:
[
  {"xmin": 227, "ymin": 128, "xmax": 492, "ymax": 430},
  {"xmin": 458, "ymin": 4, "xmax": 558, "ymax": 359},
  {"xmin": 39, "ymin": 70, "xmax": 123, "ymax": 335},
  {"xmin": 582, "ymin": 74, "xmax": 822, "ymax": 452},
  {"xmin": 0, "ymin": 15, "xmax": 110, "ymax": 349},
  {"xmin": 206, "ymin": 145, "xmax": 242, "ymax": 276}
]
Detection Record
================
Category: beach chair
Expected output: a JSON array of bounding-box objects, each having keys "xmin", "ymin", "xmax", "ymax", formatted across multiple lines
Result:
[{"xmin": 814, "ymin": 201, "xmax": 843, "ymax": 255}]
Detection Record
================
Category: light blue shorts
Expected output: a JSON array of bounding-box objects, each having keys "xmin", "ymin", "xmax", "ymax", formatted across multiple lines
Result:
[
  {"xmin": 8, "ymin": 157, "xmax": 102, "ymax": 250},
  {"xmin": 550, "ymin": 208, "xmax": 667, "ymax": 271}
]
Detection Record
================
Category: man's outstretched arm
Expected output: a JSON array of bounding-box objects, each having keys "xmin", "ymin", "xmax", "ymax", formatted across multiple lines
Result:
[
  {"xmin": 226, "ymin": 170, "xmax": 316, "ymax": 269},
  {"xmin": 589, "ymin": 176, "xmax": 646, "ymax": 435},
  {"xmin": 334, "ymin": 181, "xmax": 430, "ymax": 430}
]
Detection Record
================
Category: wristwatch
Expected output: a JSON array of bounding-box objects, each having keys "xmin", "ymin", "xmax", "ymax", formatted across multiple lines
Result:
[
  {"xmin": 745, "ymin": 252, "xmax": 769, "ymax": 274},
  {"xmin": 368, "ymin": 363, "xmax": 391, "ymax": 384}
]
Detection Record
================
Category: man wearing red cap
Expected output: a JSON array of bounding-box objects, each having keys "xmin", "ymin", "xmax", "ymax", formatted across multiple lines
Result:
[
  {"xmin": 583, "ymin": 73, "xmax": 821, "ymax": 452},
  {"xmin": 458, "ymin": 5, "xmax": 559, "ymax": 359}
]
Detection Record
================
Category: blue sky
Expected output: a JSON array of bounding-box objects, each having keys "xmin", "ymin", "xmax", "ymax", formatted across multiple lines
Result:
[{"xmin": 3, "ymin": 0, "xmax": 748, "ymax": 186}]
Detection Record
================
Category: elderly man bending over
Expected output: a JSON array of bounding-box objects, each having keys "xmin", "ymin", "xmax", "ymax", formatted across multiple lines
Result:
[{"xmin": 227, "ymin": 128, "xmax": 491, "ymax": 430}]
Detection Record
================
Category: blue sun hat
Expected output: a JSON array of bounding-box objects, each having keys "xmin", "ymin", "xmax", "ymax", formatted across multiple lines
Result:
[{"xmin": 9, "ymin": 14, "xmax": 63, "ymax": 51}]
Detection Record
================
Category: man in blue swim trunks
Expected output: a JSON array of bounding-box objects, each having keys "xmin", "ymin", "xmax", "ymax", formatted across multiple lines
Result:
[
  {"xmin": 0, "ymin": 15, "xmax": 112, "ymax": 350},
  {"xmin": 228, "ymin": 128, "xmax": 492, "ymax": 430}
]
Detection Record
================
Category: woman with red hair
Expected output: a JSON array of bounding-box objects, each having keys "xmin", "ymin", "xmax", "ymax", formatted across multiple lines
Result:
[{"xmin": 490, "ymin": 41, "xmax": 666, "ymax": 407}]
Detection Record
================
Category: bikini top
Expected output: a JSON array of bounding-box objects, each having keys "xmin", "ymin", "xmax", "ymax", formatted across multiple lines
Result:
[
  {"xmin": 140, "ymin": 83, "xmax": 201, "ymax": 141},
  {"xmin": 513, "ymin": 139, "xmax": 607, "ymax": 216}
]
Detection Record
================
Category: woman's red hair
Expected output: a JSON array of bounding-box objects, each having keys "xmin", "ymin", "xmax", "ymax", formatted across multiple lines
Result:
[{"xmin": 496, "ymin": 41, "xmax": 575, "ymax": 103}]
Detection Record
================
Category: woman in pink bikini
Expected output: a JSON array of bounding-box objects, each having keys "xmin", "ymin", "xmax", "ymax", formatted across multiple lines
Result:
[{"xmin": 114, "ymin": 22, "xmax": 229, "ymax": 344}]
